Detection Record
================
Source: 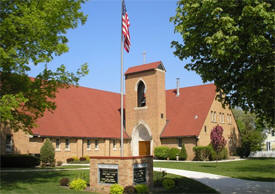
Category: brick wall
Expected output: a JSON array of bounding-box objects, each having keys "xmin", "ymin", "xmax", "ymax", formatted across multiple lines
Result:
[{"xmin": 90, "ymin": 156, "xmax": 153, "ymax": 193}]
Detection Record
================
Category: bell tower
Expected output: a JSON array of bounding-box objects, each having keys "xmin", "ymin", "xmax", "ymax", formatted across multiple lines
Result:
[{"xmin": 125, "ymin": 61, "xmax": 166, "ymax": 156}]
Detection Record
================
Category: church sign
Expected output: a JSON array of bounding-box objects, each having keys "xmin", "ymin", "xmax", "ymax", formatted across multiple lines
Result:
[
  {"xmin": 133, "ymin": 163, "xmax": 147, "ymax": 184},
  {"xmin": 98, "ymin": 164, "xmax": 118, "ymax": 184}
]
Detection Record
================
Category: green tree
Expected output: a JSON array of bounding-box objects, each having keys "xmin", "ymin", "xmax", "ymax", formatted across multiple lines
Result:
[
  {"xmin": 0, "ymin": 0, "xmax": 89, "ymax": 132},
  {"xmin": 171, "ymin": 0, "xmax": 275, "ymax": 125},
  {"xmin": 179, "ymin": 144, "xmax": 187, "ymax": 160},
  {"xmin": 232, "ymin": 109, "xmax": 265, "ymax": 157},
  {"xmin": 40, "ymin": 138, "xmax": 55, "ymax": 166}
]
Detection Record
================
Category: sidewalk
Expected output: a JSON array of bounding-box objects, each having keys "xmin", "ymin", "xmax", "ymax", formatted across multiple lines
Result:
[{"xmin": 154, "ymin": 167, "xmax": 275, "ymax": 194}]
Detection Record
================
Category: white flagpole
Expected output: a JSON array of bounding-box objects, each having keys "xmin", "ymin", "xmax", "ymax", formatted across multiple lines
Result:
[{"xmin": 120, "ymin": 0, "xmax": 124, "ymax": 157}]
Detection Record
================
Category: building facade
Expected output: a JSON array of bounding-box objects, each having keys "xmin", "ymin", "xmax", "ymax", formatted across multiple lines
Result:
[{"xmin": 1, "ymin": 61, "xmax": 240, "ymax": 162}]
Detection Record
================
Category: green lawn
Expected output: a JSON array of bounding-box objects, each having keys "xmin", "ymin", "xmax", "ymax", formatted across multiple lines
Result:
[
  {"xmin": 152, "ymin": 171, "xmax": 218, "ymax": 193},
  {"xmin": 154, "ymin": 158, "xmax": 275, "ymax": 182},
  {"xmin": 0, "ymin": 170, "xmax": 92, "ymax": 194},
  {"xmin": 0, "ymin": 169, "xmax": 218, "ymax": 194}
]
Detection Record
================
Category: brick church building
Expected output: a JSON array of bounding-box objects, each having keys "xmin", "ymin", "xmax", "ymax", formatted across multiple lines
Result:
[{"xmin": 1, "ymin": 61, "xmax": 240, "ymax": 161}]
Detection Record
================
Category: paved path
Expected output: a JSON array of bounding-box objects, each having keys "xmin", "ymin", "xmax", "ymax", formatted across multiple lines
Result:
[{"xmin": 154, "ymin": 167, "xmax": 275, "ymax": 194}]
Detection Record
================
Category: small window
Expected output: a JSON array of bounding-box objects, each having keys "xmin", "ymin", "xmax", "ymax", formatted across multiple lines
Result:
[
  {"xmin": 113, "ymin": 140, "xmax": 116, "ymax": 149},
  {"xmin": 6, "ymin": 134, "xmax": 13, "ymax": 152},
  {"xmin": 178, "ymin": 138, "xmax": 182, "ymax": 148},
  {"xmin": 65, "ymin": 139, "xmax": 70, "ymax": 150},
  {"xmin": 56, "ymin": 139, "xmax": 60, "ymax": 150},
  {"xmin": 137, "ymin": 81, "xmax": 146, "ymax": 107},
  {"xmin": 95, "ymin": 139, "xmax": 99, "ymax": 149},
  {"xmin": 213, "ymin": 112, "xmax": 216, "ymax": 122},
  {"xmin": 204, "ymin": 126, "xmax": 207, "ymax": 133},
  {"xmin": 272, "ymin": 130, "xmax": 275, "ymax": 137},
  {"xmin": 161, "ymin": 113, "xmax": 164, "ymax": 119},
  {"xmin": 87, "ymin": 139, "xmax": 91, "ymax": 150}
]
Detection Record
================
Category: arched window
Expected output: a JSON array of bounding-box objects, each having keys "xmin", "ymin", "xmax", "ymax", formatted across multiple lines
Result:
[{"xmin": 137, "ymin": 81, "xmax": 146, "ymax": 107}]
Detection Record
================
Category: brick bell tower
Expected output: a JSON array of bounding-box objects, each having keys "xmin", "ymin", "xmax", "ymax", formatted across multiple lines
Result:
[{"xmin": 125, "ymin": 61, "xmax": 166, "ymax": 156}]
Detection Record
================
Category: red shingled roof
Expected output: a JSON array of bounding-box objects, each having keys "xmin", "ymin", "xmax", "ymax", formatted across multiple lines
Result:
[
  {"xmin": 161, "ymin": 84, "xmax": 216, "ymax": 138},
  {"xmin": 125, "ymin": 61, "xmax": 164, "ymax": 75},
  {"xmin": 32, "ymin": 86, "xmax": 129, "ymax": 139},
  {"xmin": 32, "ymin": 81, "xmax": 216, "ymax": 139}
]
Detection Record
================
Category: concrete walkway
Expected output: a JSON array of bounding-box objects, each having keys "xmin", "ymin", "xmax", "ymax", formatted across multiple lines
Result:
[
  {"xmin": 154, "ymin": 167, "xmax": 275, "ymax": 194},
  {"xmin": 154, "ymin": 159, "xmax": 246, "ymax": 163}
]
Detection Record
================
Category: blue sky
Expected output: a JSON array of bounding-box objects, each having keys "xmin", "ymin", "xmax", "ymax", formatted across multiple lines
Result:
[{"xmin": 29, "ymin": 0, "xmax": 209, "ymax": 93}]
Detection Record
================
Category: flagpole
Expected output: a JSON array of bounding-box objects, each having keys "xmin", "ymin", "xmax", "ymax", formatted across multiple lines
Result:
[{"xmin": 120, "ymin": 0, "xmax": 124, "ymax": 157}]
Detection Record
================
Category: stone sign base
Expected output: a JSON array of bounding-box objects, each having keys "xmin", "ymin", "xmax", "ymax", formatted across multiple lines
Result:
[{"xmin": 90, "ymin": 156, "xmax": 153, "ymax": 193}]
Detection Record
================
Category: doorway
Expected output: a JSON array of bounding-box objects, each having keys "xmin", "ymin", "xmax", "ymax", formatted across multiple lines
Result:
[{"xmin": 139, "ymin": 141, "xmax": 150, "ymax": 156}]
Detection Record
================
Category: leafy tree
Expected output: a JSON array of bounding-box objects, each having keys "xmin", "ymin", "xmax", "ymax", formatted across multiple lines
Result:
[
  {"xmin": 171, "ymin": 0, "xmax": 275, "ymax": 125},
  {"xmin": 40, "ymin": 138, "xmax": 55, "ymax": 166},
  {"xmin": 0, "ymin": 0, "xmax": 89, "ymax": 132},
  {"xmin": 232, "ymin": 109, "xmax": 265, "ymax": 157},
  {"xmin": 210, "ymin": 125, "xmax": 227, "ymax": 156}
]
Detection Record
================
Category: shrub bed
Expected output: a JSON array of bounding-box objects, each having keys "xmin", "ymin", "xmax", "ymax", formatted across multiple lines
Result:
[
  {"xmin": 1, "ymin": 154, "xmax": 40, "ymax": 168},
  {"xmin": 168, "ymin": 148, "xmax": 181, "ymax": 160},
  {"xmin": 193, "ymin": 145, "xmax": 228, "ymax": 161},
  {"xmin": 154, "ymin": 146, "xmax": 170, "ymax": 160}
]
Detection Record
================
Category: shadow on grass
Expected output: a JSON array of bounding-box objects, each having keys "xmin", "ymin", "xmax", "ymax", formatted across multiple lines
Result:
[
  {"xmin": 153, "ymin": 171, "xmax": 218, "ymax": 194},
  {"xmin": 0, "ymin": 170, "xmax": 89, "ymax": 193}
]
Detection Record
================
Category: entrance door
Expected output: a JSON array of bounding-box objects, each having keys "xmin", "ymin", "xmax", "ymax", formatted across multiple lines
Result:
[{"xmin": 139, "ymin": 141, "xmax": 150, "ymax": 156}]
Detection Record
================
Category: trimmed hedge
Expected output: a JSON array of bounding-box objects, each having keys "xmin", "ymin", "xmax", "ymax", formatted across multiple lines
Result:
[
  {"xmin": 154, "ymin": 146, "xmax": 170, "ymax": 160},
  {"xmin": 193, "ymin": 146, "xmax": 211, "ymax": 161},
  {"xmin": 193, "ymin": 145, "xmax": 228, "ymax": 161},
  {"xmin": 168, "ymin": 147, "xmax": 180, "ymax": 160},
  {"xmin": 1, "ymin": 154, "xmax": 40, "ymax": 168}
]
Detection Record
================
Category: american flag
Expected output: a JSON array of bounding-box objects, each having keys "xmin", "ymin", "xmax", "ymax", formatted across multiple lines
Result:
[{"xmin": 122, "ymin": 0, "xmax": 130, "ymax": 53}]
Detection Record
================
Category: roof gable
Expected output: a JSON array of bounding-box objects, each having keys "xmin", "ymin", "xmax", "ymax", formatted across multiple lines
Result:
[
  {"xmin": 161, "ymin": 84, "xmax": 216, "ymax": 138},
  {"xmin": 32, "ymin": 86, "xmax": 129, "ymax": 139},
  {"xmin": 125, "ymin": 61, "xmax": 165, "ymax": 75}
]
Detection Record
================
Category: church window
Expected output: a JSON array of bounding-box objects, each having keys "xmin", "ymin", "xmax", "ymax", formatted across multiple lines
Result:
[
  {"xmin": 56, "ymin": 139, "xmax": 60, "ymax": 150},
  {"xmin": 6, "ymin": 134, "xmax": 13, "ymax": 152},
  {"xmin": 87, "ymin": 139, "xmax": 91, "ymax": 150},
  {"xmin": 204, "ymin": 126, "xmax": 207, "ymax": 133},
  {"xmin": 137, "ymin": 81, "xmax": 146, "ymax": 107},
  {"xmin": 95, "ymin": 140, "xmax": 99, "ymax": 149},
  {"xmin": 113, "ymin": 140, "xmax": 116, "ymax": 149},
  {"xmin": 178, "ymin": 138, "xmax": 182, "ymax": 147},
  {"xmin": 65, "ymin": 139, "xmax": 70, "ymax": 150}
]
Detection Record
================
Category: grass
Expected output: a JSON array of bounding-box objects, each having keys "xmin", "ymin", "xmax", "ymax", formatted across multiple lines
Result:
[
  {"xmin": 0, "ymin": 169, "xmax": 217, "ymax": 194},
  {"xmin": 154, "ymin": 158, "xmax": 275, "ymax": 182},
  {"xmin": 1, "ymin": 165, "xmax": 89, "ymax": 170},
  {"xmin": 152, "ymin": 171, "xmax": 218, "ymax": 193},
  {"xmin": 0, "ymin": 170, "xmax": 93, "ymax": 194}
]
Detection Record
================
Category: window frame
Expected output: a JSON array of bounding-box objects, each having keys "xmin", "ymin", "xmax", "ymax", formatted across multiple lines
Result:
[
  {"xmin": 87, "ymin": 139, "xmax": 91, "ymax": 150},
  {"xmin": 65, "ymin": 138, "xmax": 70, "ymax": 150},
  {"xmin": 56, "ymin": 138, "xmax": 60, "ymax": 151}
]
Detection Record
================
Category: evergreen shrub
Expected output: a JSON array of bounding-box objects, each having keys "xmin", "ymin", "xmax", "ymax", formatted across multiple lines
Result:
[
  {"xmin": 40, "ymin": 138, "xmax": 55, "ymax": 166},
  {"xmin": 193, "ymin": 146, "xmax": 211, "ymax": 161},
  {"xmin": 135, "ymin": 184, "xmax": 149, "ymax": 194},
  {"xmin": 168, "ymin": 147, "xmax": 180, "ymax": 160},
  {"xmin": 162, "ymin": 178, "xmax": 175, "ymax": 190},
  {"xmin": 110, "ymin": 184, "xmax": 124, "ymax": 194},
  {"xmin": 179, "ymin": 144, "xmax": 187, "ymax": 160},
  {"xmin": 154, "ymin": 146, "xmax": 169, "ymax": 159}
]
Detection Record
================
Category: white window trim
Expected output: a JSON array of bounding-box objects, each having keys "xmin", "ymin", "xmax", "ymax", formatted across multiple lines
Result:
[
  {"xmin": 55, "ymin": 139, "xmax": 61, "ymax": 151},
  {"xmin": 112, "ymin": 140, "xmax": 117, "ymax": 150},
  {"xmin": 87, "ymin": 139, "xmax": 91, "ymax": 150},
  {"xmin": 65, "ymin": 139, "xmax": 70, "ymax": 151},
  {"xmin": 95, "ymin": 140, "xmax": 99, "ymax": 150}
]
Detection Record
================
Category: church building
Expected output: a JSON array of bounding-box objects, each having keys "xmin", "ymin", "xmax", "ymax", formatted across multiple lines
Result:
[{"xmin": 1, "ymin": 61, "xmax": 240, "ymax": 161}]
